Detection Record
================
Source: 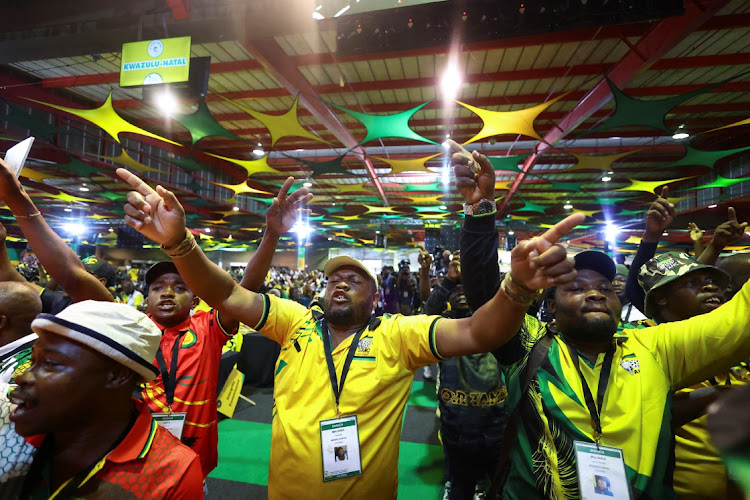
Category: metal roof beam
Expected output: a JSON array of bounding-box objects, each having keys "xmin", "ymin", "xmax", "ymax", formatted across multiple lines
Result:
[
  {"xmin": 241, "ymin": 37, "xmax": 389, "ymax": 205},
  {"xmin": 497, "ymin": 0, "xmax": 731, "ymax": 215}
]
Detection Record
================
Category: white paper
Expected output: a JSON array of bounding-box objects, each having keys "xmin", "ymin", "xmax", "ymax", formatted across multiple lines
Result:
[
  {"xmin": 574, "ymin": 441, "xmax": 632, "ymax": 500},
  {"xmin": 3, "ymin": 138, "xmax": 35, "ymax": 178}
]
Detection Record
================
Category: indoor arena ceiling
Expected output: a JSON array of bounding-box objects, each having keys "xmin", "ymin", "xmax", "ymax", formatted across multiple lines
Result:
[{"xmin": 0, "ymin": 0, "xmax": 749, "ymax": 253}]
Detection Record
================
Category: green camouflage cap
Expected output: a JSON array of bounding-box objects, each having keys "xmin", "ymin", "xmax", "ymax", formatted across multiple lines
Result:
[{"xmin": 638, "ymin": 252, "xmax": 730, "ymax": 318}]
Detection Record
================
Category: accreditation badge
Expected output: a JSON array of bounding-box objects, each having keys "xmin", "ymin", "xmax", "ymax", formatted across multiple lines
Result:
[
  {"xmin": 320, "ymin": 415, "xmax": 362, "ymax": 482},
  {"xmin": 574, "ymin": 441, "xmax": 631, "ymax": 500},
  {"xmin": 153, "ymin": 412, "xmax": 187, "ymax": 440}
]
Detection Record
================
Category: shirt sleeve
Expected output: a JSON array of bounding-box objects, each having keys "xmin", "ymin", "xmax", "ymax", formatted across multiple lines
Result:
[
  {"xmin": 625, "ymin": 240, "xmax": 658, "ymax": 313},
  {"xmin": 39, "ymin": 289, "xmax": 73, "ymax": 315},
  {"xmin": 494, "ymin": 314, "xmax": 547, "ymax": 367},
  {"xmin": 253, "ymin": 294, "xmax": 313, "ymax": 345},
  {"xmin": 460, "ymin": 214, "xmax": 502, "ymax": 311},
  {"xmin": 629, "ymin": 278, "xmax": 750, "ymax": 390},
  {"xmin": 423, "ymin": 278, "xmax": 456, "ymax": 315},
  {"xmin": 167, "ymin": 453, "xmax": 205, "ymax": 499},
  {"xmin": 381, "ymin": 314, "xmax": 443, "ymax": 371}
]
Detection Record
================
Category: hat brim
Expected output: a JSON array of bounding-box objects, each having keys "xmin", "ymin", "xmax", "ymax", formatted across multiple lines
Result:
[
  {"xmin": 31, "ymin": 314, "xmax": 159, "ymax": 382},
  {"xmin": 145, "ymin": 261, "xmax": 180, "ymax": 287},
  {"xmin": 323, "ymin": 256, "xmax": 377, "ymax": 285},
  {"xmin": 643, "ymin": 265, "xmax": 730, "ymax": 318}
]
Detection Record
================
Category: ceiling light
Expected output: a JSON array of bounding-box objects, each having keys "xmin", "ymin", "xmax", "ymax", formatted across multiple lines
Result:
[
  {"xmin": 205, "ymin": 228, "xmax": 211, "ymax": 233},
  {"xmin": 253, "ymin": 146, "xmax": 264, "ymax": 156},
  {"xmin": 64, "ymin": 207, "xmax": 73, "ymax": 212},
  {"xmin": 63, "ymin": 223, "xmax": 85, "ymax": 236},
  {"xmin": 439, "ymin": 205, "xmax": 447, "ymax": 210},
  {"xmin": 662, "ymin": 232, "xmax": 668, "ymax": 236},
  {"xmin": 233, "ymin": 206, "xmax": 240, "ymax": 211},
  {"xmin": 328, "ymin": 237, "xmax": 333, "ymax": 241},
  {"xmin": 605, "ymin": 223, "xmax": 619, "ymax": 242},
  {"xmin": 440, "ymin": 60, "xmax": 462, "ymax": 101},
  {"xmin": 304, "ymin": 182, "xmax": 312, "ymax": 188},
  {"xmin": 563, "ymin": 202, "xmax": 573, "ymax": 210},
  {"xmin": 508, "ymin": 230, "xmax": 515, "ymax": 236},
  {"xmin": 108, "ymin": 227, "xmax": 114, "ymax": 232},
  {"xmin": 80, "ymin": 186, "xmax": 90, "ymax": 192},
  {"xmin": 672, "ymin": 124, "xmax": 689, "ymax": 140},
  {"xmin": 333, "ymin": 4, "xmax": 350, "ymax": 17},
  {"xmin": 375, "ymin": 230, "xmax": 380, "ymax": 234},
  {"xmin": 602, "ymin": 176, "xmax": 612, "ymax": 182},
  {"xmin": 708, "ymin": 204, "xmax": 718, "ymax": 208},
  {"xmin": 312, "ymin": 11, "xmax": 325, "ymax": 20},
  {"xmin": 442, "ymin": 141, "xmax": 450, "ymax": 149},
  {"xmin": 155, "ymin": 90, "xmax": 179, "ymax": 115}
]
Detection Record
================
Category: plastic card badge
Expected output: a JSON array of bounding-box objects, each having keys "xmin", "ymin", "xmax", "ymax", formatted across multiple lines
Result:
[
  {"xmin": 4, "ymin": 137, "xmax": 35, "ymax": 178},
  {"xmin": 320, "ymin": 415, "xmax": 362, "ymax": 482},
  {"xmin": 574, "ymin": 441, "xmax": 631, "ymax": 500},
  {"xmin": 153, "ymin": 412, "xmax": 187, "ymax": 440}
]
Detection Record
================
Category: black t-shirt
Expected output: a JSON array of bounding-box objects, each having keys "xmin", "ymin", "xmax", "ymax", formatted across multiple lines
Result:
[{"xmin": 40, "ymin": 289, "xmax": 73, "ymax": 315}]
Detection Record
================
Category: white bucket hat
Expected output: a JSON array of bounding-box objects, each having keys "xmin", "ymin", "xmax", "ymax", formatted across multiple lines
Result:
[{"xmin": 31, "ymin": 300, "xmax": 161, "ymax": 382}]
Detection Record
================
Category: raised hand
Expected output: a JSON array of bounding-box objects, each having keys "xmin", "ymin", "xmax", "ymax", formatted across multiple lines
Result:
[
  {"xmin": 447, "ymin": 139, "xmax": 495, "ymax": 205},
  {"xmin": 116, "ymin": 168, "xmax": 187, "ymax": 247},
  {"xmin": 644, "ymin": 186, "xmax": 675, "ymax": 241},
  {"xmin": 712, "ymin": 207, "xmax": 748, "ymax": 249},
  {"xmin": 266, "ymin": 177, "xmax": 313, "ymax": 237},
  {"xmin": 446, "ymin": 250, "xmax": 461, "ymax": 282},
  {"xmin": 510, "ymin": 212, "xmax": 585, "ymax": 290},
  {"xmin": 417, "ymin": 244, "xmax": 433, "ymax": 270},
  {"xmin": 687, "ymin": 222, "xmax": 703, "ymax": 242}
]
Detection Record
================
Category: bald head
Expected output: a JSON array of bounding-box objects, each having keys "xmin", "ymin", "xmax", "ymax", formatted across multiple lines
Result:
[
  {"xmin": 717, "ymin": 253, "xmax": 750, "ymax": 300},
  {"xmin": 0, "ymin": 281, "xmax": 42, "ymax": 347}
]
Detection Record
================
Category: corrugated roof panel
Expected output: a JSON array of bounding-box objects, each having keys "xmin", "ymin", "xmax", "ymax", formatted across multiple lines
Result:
[
  {"xmin": 417, "ymin": 54, "xmax": 436, "ymax": 79},
  {"xmin": 516, "ymin": 45, "xmax": 542, "ymax": 71},
  {"xmin": 550, "ymin": 42, "xmax": 581, "ymax": 67},
  {"xmin": 353, "ymin": 60, "xmax": 376, "ymax": 81},
  {"xmin": 274, "ymin": 35, "xmax": 296, "ymax": 56},
  {"xmin": 499, "ymin": 46, "xmax": 523, "ymax": 71},
  {"xmin": 482, "ymin": 49, "xmax": 503, "ymax": 73},
  {"xmin": 400, "ymin": 56, "xmax": 419, "ymax": 79},
  {"xmin": 466, "ymin": 50, "xmax": 486, "ymax": 75},
  {"xmin": 383, "ymin": 57, "xmax": 405, "ymax": 80}
]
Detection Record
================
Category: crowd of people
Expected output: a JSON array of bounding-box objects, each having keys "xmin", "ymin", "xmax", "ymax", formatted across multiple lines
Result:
[{"xmin": 0, "ymin": 141, "xmax": 748, "ymax": 500}]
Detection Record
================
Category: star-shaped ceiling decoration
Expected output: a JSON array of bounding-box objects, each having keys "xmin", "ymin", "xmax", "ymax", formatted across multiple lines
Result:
[
  {"xmin": 495, "ymin": 180, "xmax": 515, "ymax": 191},
  {"xmin": 371, "ymin": 153, "xmax": 441, "ymax": 174},
  {"xmin": 399, "ymin": 194, "xmax": 447, "ymax": 204},
  {"xmin": 35, "ymin": 191, "xmax": 103, "ymax": 204},
  {"xmin": 55, "ymin": 157, "xmax": 102, "ymax": 178},
  {"xmin": 513, "ymin": 198, "xmax": 548, "ymax": 213},
  {"xmin": 333, "ymin": 214, "xmax": 362, "ymax": 221},
  {"xmin": 664, "ymin": 144, "xmax": 750, "ymax": 170},
  {"xmin": 334, "ymin": 183, "xmax": 371, "ymax": 194},
  {"xmin": 328, "ymin": 101, "xmax": 436, "ymax": 145},
  {"xmin": 458, "ymin": 92, "xmax": 568, "ymax": 143},
  {"xmin": 362, "ymin": 205, "xmax": 400, "ymax": 215},
  {"xmin": 294, "ymin": 154, "xmax": 346, "ymax": 177},
  {"xmin": 616, "ymin": 176, "xmax": 694, "ymax": 194},
  {"xmin": 223, "ymin": 94, "xmax": 324, "ymax": 146},
  {"xmin": 415, "ymin": 212, "xmax": 451, "ymax": 219},
  {"xmin": 564, "ymin": 150, "xmax": 639, "ymax": 172},
  {"xmin": 410, "ymin": 205, "xmax": 448, "ymax": 214},
  {"xmin": 96, "ymin": 190, "xmax": 128, "ymax": 202},
  {"xmin": 5, "ymin": 101, "xmax": 63, "ymax": 141},
  {"xmin": 19, "ymin": 168, "xmax": 61, "ymax": 185},
  {"xmin": 99, "ymin": 149, "xmax": 165, "ymax": 174},
  {"xmin": 401, "ymin": 182, "xmax": 446, "ymax": 192},
  {"xmin": 84, "ymin": 213, "xmax": 111, "ymax": 220},
  {"xmin": 683, "ymin": 174, "xmax": 750, "ymax": 191},
  {"xmin": 173, "ymin": 100, "xmax": 246, "ymax": 145},
  {"xmin": 588, "ymin": 77, "xmax": 729, "ymax": 134},
  {"xmin": 533, "ymin": 179, "xmax": 593, "ymax": 192},
  {"xmin": 487, "ymin": 153, "xmax": 529, "ymax": 172},
  {"xmin": 27, "ymin": 94, "xmax": 179, "ymax": 145},
  {"xmin": 207, "ymin": 153, "xmax": 282, "ymax": 177}
]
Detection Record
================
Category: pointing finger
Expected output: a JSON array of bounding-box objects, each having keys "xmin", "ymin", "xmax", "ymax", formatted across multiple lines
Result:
[
  {"xmin": 117, "ymin": 168, "xmax": 157, "ymax": 198},
  {"xmin": 728, "ymin": 206, "xmax": 737, "ymax": 222},
  {"xmin": 278, "ymin": 176, "xmax": 294, "ymax": 200},
  {"xmin": 540, "ymin": 212, "xmax": 586, "ymax": 245}
]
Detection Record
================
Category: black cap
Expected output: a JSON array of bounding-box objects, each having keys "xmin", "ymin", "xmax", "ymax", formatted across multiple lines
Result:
[
  {"xmin": 145, "ymin": 261, "xmax": 180, "ymax": 288},
  {"xmin": 574, "ymin": 251, "xmax": 616, "ymax": 282}
]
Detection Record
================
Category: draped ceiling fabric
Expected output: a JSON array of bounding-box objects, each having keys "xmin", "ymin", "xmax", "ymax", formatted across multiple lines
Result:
[{"xmin": 173, "ymin": 100, "xmax": 247, "ymax": 145}]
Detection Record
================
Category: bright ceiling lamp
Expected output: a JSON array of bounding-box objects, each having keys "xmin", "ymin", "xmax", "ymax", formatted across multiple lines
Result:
[
  {"xmin": 155, "ymin": 90, "xmax": 179, "ymax": 115},
  {"xmin": 672, "ymin": 124, "xmax": 689, "ymax": 140},
  {"xmin": 440, "ymin": 59, "xmax": 462, "ymax": 102}
]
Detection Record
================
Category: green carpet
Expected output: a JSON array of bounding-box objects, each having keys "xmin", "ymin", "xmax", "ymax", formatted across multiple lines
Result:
[{"xmin": 207, "ymin": 374, "xmax": 444, "ymax": 498}]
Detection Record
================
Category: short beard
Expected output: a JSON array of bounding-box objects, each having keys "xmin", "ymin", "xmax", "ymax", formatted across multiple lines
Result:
[
  {"xmin": 324, "ymin": 304, "xmax": 353, "ymax": 323},
  {"xmin": 565, "ymin": 315, "xmax": 618, "ymax": 343}
]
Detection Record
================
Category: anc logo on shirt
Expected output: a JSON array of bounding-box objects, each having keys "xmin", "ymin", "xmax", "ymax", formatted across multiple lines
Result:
[
  {"xmin": 180, "ymin": 330, "xmax": 197, "ymax": 349},
  {"xmin": 620, "ymin": 354, "xmax": 640, "ymax": 375},
  {"xmin": 356, "ymin": 338, "xmax": 372, "ymax": 355}
]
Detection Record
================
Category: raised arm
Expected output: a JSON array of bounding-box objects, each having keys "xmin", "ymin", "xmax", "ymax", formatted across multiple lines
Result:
[
  {"xmin": 239, "ymin": 177, "xmax": 312, "ymax": 292},
  {"xmin": 417, "ymin": 245, "xmax": 433, "ymax": 303},
  {"xmin": 625, "ymin": 187, "xmax": 674, "ymax": 312},
  {"xmin": 0, "ymin": 159, "xmax": 112, "ymax": 302},
  {"xmin": 117, "ymin": 168, "xmax": 273, "ymax": 327},
  {"xmin": 696, "ymin": 207, "xmax": 747, "ymax": 265},
  {"xmin": 687, "ymin": 222, "xmax": 706, "ymax": 257},
  {"xmin": 423, "ymin": 251, "xmax": 460, "ymax": 315},
  {"xmin": 0, "ymin": 222, "xmax": 40, "ymax": 289},
  {"xmin": 434, "ymin": 140, "xmax": 584, "ymax": 357}
]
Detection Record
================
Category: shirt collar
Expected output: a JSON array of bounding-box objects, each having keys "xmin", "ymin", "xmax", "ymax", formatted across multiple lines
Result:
[
  {"xmin": 148, "ymin": 314, "xmax": 191, "ymax": 334},
  {"xmin": 107, "ymin": 399, "xmax": 159, "ymax": 463},
  {"xmin": 0, "ymin": 333, "xmax": 38, "ymax": 360}
]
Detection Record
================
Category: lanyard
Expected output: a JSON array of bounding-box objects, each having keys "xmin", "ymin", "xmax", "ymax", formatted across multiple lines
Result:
[
  {"xmin": 155, "ymin": 330, "xmax": 187, "ymax": 411},
  {"xmin": 567, "ymin": 343, "xmax": 615, "ymax": 449},
  {"xmin": 320, "ymin": 319, "xmax": 368, "ymax": 417}
]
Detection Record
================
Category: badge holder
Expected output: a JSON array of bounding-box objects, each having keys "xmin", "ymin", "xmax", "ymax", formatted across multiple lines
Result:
[
  {"xmin": 320, "ymin": 415, "xmax": 362, "ymax": 482},
  {"xmin": 574, "ymin": 441, "xmax": 632, "ymax": 500}
]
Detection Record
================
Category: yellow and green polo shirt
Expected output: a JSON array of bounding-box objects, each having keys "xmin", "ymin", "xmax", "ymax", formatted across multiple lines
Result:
[
  {"xmin": 253, "ymin": 294, "xmax": 442, "ymax": 499},
  {"xmin": 499, "ymin": 280, "xmax": 750, "ymax": 499},
  {"xmin": 673, "ymin": 362, "xmax": 750, "ymax": 498}
]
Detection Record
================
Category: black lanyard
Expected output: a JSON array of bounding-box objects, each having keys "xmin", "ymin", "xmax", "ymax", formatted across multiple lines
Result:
[
  {"xmin": 155, "ymin": 330, "xmax": 186, "ymax": 410},
  {"xmin": 567, "ymin": 343, "xmax": 615, "ymax": 448},
  {"xmin": 320, "ymin": 320, "xmax": 369, "ymax": 417}
]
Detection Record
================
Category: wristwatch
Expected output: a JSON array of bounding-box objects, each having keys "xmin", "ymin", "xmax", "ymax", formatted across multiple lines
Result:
[{"xmin": 463, "ymin": 198, "xmax": 496, "ymax": 216}]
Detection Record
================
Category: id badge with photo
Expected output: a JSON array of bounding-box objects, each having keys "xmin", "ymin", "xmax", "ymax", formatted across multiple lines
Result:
[
  {"xmin": 153, "ymin": 412, "xmax": 187, "ymax": 440},
  {"xmin": 320, "ymin": 415, "xmax": 362, "ymax": 482},
  {"xmin": 574, "ymin": 441, "xmax": 632, "ymax": 500}
]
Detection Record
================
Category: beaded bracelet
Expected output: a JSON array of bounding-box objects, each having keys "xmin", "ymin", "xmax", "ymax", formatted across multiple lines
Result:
[
  {"xmin": 161, "ymin": 228, "xmax": 197, "ymax": 258},
  {"xmin": 500, "ymin": 273, "xmax": 543, "ymax": 306},
  {"xmin": 15, "ymin": 211, "xmax": 41, "ymax": 219}
]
